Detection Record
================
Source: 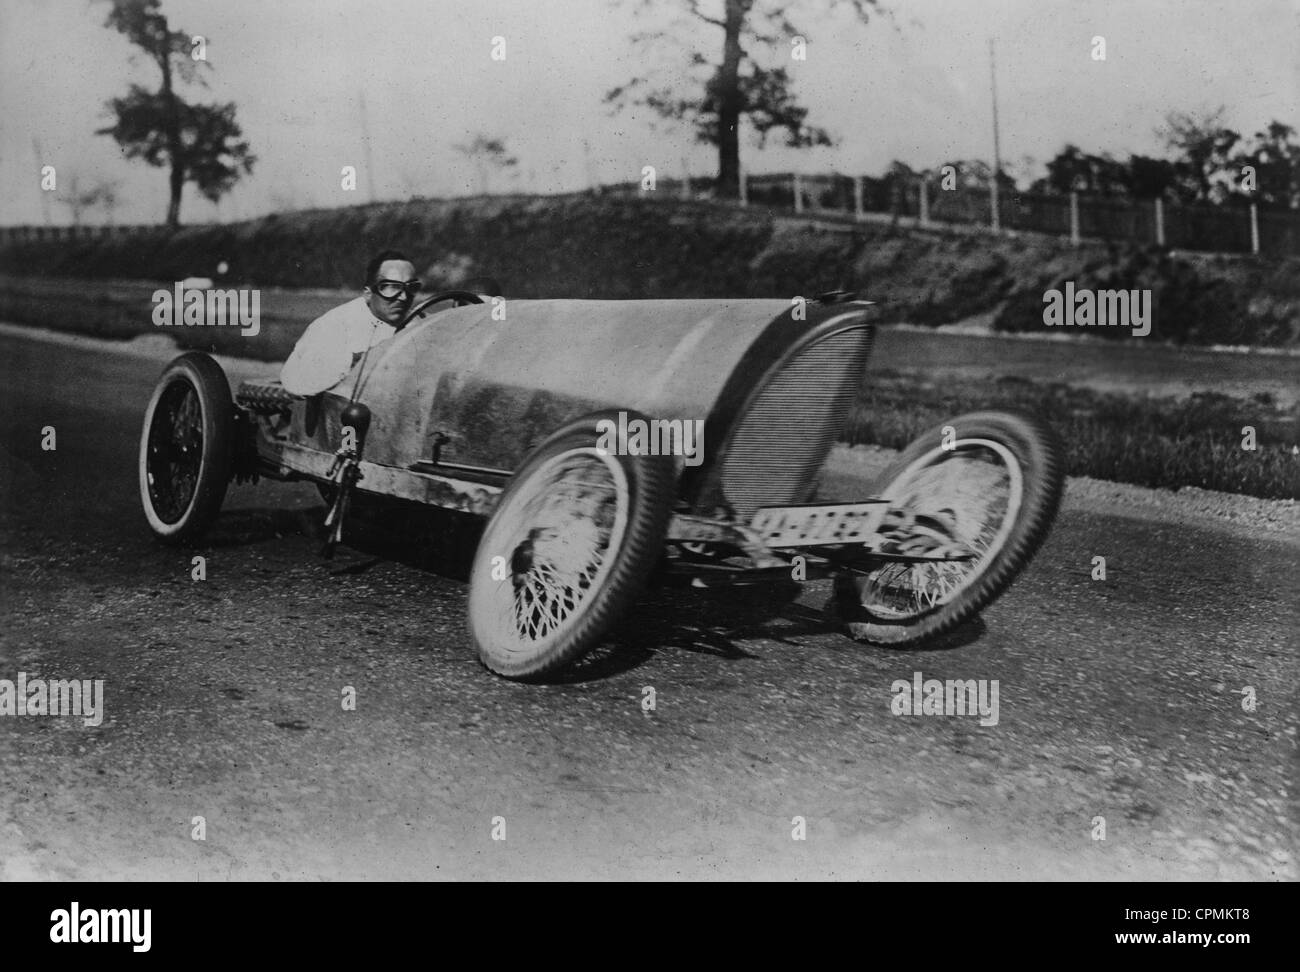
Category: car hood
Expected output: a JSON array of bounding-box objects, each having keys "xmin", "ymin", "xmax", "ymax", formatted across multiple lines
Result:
[{"xmin": 353, "ymin": 298, "xmax": 784, "ymax": 468}]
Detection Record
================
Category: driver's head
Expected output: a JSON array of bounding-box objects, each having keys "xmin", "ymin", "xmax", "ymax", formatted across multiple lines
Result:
[{"xmin": 362, "ymin": 250, "xmax": 419, "ymax": 327}]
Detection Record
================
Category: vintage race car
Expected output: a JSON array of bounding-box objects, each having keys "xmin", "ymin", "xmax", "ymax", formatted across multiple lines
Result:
[{"xmin": 138, "ymin": 290, "xmax": 1063, "ymax": 681}]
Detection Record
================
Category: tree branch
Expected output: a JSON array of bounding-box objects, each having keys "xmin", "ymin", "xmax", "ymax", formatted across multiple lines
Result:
[{"xmin": 684, "ymin": 0, "xmax": 726, "ymax": 28}]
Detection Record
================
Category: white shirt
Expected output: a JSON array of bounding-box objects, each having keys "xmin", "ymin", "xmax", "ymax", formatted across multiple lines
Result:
[{"xmin": 280, "ymin": 296, "xmax": 396, "ymax": 396}]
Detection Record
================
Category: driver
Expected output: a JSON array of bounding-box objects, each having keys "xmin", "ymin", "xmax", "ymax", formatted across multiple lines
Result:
[{"xmin": 280, "ymin": 249, "xmax": 420, "ymax": 396}]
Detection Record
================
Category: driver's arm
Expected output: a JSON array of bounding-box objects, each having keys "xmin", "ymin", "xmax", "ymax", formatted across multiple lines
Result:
[{"xmin": 280, "ymin": 315, "xmax": 356, "ymax": 396}]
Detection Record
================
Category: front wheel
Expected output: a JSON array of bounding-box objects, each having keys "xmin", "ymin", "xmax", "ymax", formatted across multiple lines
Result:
[
  {"xmin": 467, "ymin": 410, "xmax": 675, "ymax": 681},
  {"xmin": 138, "ymin": 352, "xmax": 234, "ymax": 543},
  {"xmin": 827, "ymin": 410, "xmax": 1063, "ymax": 647}
]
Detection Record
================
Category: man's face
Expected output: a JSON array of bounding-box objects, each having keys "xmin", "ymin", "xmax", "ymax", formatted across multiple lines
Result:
[{"xmin": 364, "ymin": 259, "xmax": 419, "ymax": 327}]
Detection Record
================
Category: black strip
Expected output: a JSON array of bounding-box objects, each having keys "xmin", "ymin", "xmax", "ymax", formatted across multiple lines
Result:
[{"xmin": 408, "ymin": 460, "xmax": 510, "ymax": 487}]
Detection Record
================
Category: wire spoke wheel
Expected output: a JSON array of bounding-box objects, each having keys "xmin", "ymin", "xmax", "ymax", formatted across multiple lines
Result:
[
  {"xmin": 145, "ymin": 381, "xmax": 205, "ymax": 524},
  {"xmin": 138, "ymin": 353, "xmax": 234, "ymax": 543},
  {"xmin": 856, "ymin": 438, "xmax": 1023, "ymax": 621},
  {"xmin": 468, "ymin": 410, "xmax": 674, "ymax": 681},
  {"xmin": 486, "ymin": 448, "xmax": 628, "ymax": 647},
  {"xmin": 828, "ymin": 411, "xmax": 1063, "ymax": 648}
]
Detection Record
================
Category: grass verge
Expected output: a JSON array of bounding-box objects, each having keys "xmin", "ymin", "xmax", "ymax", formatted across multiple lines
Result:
[{"xmin": 846, "ymin": 369, "xmax": 1298, "ymax": 500}]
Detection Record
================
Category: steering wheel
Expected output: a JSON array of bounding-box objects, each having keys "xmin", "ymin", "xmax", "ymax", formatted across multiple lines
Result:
[{"xmin": 401, "ymin": 289, "xmax": 485, "ymax": 326}]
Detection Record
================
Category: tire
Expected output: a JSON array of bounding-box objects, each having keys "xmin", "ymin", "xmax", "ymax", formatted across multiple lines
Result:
[
  {"xmin": 827, "ymin": 410, "xmax": 1063, "ymax": 647},
  {"xmin": 139, "ymin": 352, "xmax": 234, "ymax": 543},
  {"xmin": 467, "ymin": 410, "xmax": 676, "ymax": 681}
]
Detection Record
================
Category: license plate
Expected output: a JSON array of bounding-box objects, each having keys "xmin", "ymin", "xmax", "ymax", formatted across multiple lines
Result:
[{"xmin": 750, "ymin": 501, "xmax": 888, "ymax": 548}]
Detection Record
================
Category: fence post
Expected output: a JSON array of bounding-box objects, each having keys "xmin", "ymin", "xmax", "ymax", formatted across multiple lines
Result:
[
  {"xmin": 919, "ymin": 179, "xmax": 930, "ymax": 226},
  {"xmin": 739, "ymin": 167, "xmax": 748, "ymax": 207},
  {"xmin": 853, "ymin": 176, "xmax": 864, "ymax": 220},
  {"xmin": 1155, "ymin": 197, "xmax": 1165, "ymax": 247},
  {"xmin": 793, "ymin": 172, "xmax": 803, "ymax": 214},
  {"xmin": 1069, "ymin": 192, "xmax": 1080, "ymax": 246},
  {"xmin": 1250, "ymin": 203, "xmax": 1259, "ymax": 254},
  {"xmin": 680, "ymin": 156, "xmax": 691, "ymax": 201}
]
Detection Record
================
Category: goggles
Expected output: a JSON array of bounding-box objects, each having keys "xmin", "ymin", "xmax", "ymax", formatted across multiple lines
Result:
[{"xmin": 374, "ymin": 279, "xmax": 421, "ymax": 299}]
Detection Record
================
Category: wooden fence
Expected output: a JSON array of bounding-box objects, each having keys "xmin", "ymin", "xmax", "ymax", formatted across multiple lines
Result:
[
  {"xmin": 604, "ymin": 172, "xmax": 1300, "ymax": 256},
  {"xmin": 5, "ymin": 178, "xmax": 1298, "ymax": 256}
]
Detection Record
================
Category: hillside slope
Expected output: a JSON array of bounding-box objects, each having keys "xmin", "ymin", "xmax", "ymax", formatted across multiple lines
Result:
[{"xmin": 1, "ymin": 195, "xmax": 1296, "ymax": 346}]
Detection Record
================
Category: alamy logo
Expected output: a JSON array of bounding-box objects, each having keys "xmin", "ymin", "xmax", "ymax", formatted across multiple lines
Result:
[
  {"xmin": 0, "ymin": 672, "xmax": 104, "ymax": 727},
  {"xmin": 595, "ymin": 411, "xmax": 704, "ymax": 467},
  {"xmin": 891, "ymin": 671, "xmax": 999, "ymax": 726},
  {"xmin": 1042, "ymin": 282, "xmax": 1151, "ymax": 337},
  {"xmin": 50, "ymin": 902, "xmax": 150, "ymax": 952},
  {"xmin": 152, "ymin": 280, "xmax": 261, "ymax": 337}
]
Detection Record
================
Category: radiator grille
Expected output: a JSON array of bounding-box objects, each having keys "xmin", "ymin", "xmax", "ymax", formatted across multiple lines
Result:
[{"xmin": 718, "ymin": 327, "xmax": 873, "ymax": 519}]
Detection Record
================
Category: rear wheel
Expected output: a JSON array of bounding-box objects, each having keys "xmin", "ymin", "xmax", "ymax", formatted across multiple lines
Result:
[
  {"xmin": 467, "ymin": 410, "xmax": 675, "ymax": 681},
  {"xmin": 827, "ymin": 410, "xmax": 1063, "ymax": 646},
  {"xmin": 138, "ymin": 352, "xmax": 234, "ymax": 543}
]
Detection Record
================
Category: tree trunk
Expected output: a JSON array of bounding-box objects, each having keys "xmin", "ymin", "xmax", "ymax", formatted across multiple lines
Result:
[
  {"xmin": 159, "ymin": 47, "xmax": 184, "ymax": 229},
  {"xmin": 167, "ymin": 165, "xmax": 184, "ymax": 229},
  {"xmin": 714, "ymin": 0, "xmax": 745, "ymax": 199}
]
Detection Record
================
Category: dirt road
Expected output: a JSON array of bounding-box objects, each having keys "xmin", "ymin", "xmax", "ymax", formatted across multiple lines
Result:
[{"xmin": 1, "ymin": 327, "xmax": 1295, "ymax": 880}]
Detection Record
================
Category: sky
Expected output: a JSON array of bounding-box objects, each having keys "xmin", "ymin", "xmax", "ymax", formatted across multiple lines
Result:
[{"xmin": 1, "ymin": 0, "xmax": 1296, "ymax": 225}]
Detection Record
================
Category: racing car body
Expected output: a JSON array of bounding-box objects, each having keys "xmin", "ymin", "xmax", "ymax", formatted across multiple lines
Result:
[{"xmin": 139, "ymin": 292, "xmax": 1063, "ymax": 680}]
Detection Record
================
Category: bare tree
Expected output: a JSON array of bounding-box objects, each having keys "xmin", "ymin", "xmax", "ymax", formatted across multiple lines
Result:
[
  {"xmin": 54, "ymin": 173, "xmax": 121, "ymax": 226},
  {"xmin": 98, "ymin": 181, "xmax": 122, "ymax": 225},
  {"xmin": 453, "ymin": 135, "xmax": 519, "ymax": 195}
]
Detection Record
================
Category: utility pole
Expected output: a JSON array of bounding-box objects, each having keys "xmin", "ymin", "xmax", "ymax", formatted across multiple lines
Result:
[
  {"xmin": 988, "ymin": 38, "xmax": 1002, "ymax": 232},
  {"xmin": 32, "ymin": 137, "xmax": 51, "ymax": 225},
  {"xmin": 358, "ymin": 90, "xmax": 377, "ymax": 203},
  {"xmin": 582, "ymin": 139, "xmax": 597, "ymax": 193}
]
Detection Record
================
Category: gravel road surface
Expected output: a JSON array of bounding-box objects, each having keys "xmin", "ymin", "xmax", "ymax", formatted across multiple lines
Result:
[{"xmin": 1, "ymin": 327, "xmax": 1295, "ymax": 880}]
